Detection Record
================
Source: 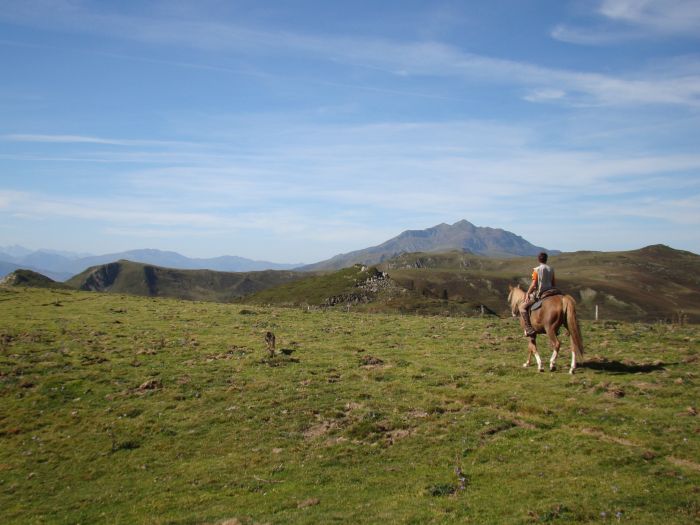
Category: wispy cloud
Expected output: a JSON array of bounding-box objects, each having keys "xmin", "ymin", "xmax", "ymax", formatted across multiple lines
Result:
[
  {"xmin": 2, "ymin": 114, "xmax": 699, "ymax": 257},
  {"xmin": 2, "ymin": 1, "xmax": 699, "ymax": 107},
  {"xmin": 550, "ymin": 25, "xmax": 639, "ymax": 46},
  {"xmin": 523, "ymin": 88, "xmax": 567, "ymax": 102},
  {"xmin": 7, "ymin": 117, "xmax": 697, "ymax": 232},
  {"xmin": 1, "ymin": 191, "xmax": 221, "ymax": 228},
  {"xmin": 3, "ymin": 133, "xmax": 140, "ymax": 146},
  {"xmin": 1, "ymin": 133, "xmax": 200, "ymax": 148},
  {"xmin": 599, "ymin": 0, "xmax": 700, "ymax": 35},
  {"xmin": 2, "ymin": 2, "xmax": 699, "ymax": 256},
  {"xmin": 553, "ymin": 0, "xmax": 700, "ymax": 45}
]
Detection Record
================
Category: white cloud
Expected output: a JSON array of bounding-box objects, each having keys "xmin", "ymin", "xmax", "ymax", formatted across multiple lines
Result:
[
  {"xmin": 10, "ymin": 119, "xmax": 696, "ymax": 226},
  {"xmin": 550, "ymin": 24, "xmax": 639, "ymax": 45},
  {"xmin": 599, "ymin": 0, "xmax": 700, "ymax": 35},
  {"xmin": 587, "ymin": 195, "xmax": 700, "ymax": 225},
  {"xmin": 1, "ymin": 133, "xmax": 199, "ymax": 148},
  {"xmin": 0, "ymin": 191, "xmax": 221, "ymax": 228},
  {"xmin": 523, "ymin": 88, "xmax": 567, "ymax": 102},
  {"xmin": 552, "ymin": 0, "xmax": 700, "ymax": 45},
  {"xmin": 2, "ymin": 112, "xmax": 699, "ymax": 257},
  {"xmin": 3, "ymin": 134, "xmax": 132, "ymax": 145}
]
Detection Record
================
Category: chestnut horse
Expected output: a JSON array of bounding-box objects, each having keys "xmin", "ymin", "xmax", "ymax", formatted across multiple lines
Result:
[{"xmin": 507, "ymin": 285, "xmax": 584, "ymax": 374}]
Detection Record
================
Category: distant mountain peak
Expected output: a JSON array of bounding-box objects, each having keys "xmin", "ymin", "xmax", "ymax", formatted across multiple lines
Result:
[{"xmin": 301, "ymin": 219, "xmax": 557, "ymax": 271}]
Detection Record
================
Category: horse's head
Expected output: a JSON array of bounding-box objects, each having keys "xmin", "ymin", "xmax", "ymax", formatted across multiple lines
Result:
[{"xmin": 507, "ymin": 284, "xmax": 523, "ymax": 317}]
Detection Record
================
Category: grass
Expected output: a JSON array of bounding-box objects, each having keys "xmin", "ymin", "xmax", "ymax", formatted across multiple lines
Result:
[
  {"xmin": 246, "ymin": 265, "xmax": 370, "ymax": 306},
  {"xmin": 1, "ymin": 287, "xmax": 698, "ymax": 524}
]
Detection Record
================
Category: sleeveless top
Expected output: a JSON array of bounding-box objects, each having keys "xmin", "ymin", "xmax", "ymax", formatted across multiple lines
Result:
[{"xmin": 534, "ymin": 263, "xmax": 554, "ymax": 297}]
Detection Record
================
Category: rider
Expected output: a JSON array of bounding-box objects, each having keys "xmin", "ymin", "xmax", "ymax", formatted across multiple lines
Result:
[{"xmin": 520, "ymin": 252, "xmax": 556, "ymax": 337}]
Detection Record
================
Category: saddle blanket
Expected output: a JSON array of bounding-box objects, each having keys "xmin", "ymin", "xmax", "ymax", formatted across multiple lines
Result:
[{"xmin": 530, "ymin": 288, "xmax": 563, "ymax": 311}]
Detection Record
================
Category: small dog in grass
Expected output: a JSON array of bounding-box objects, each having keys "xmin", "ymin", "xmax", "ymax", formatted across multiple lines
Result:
[{"xmin": 265, "ymin": 331, "xmax": 276, "ymax": 357}]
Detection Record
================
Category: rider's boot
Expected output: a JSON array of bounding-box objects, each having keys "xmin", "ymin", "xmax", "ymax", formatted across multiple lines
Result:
[{"xmin": 522, "ymin": 310, "xmax": 536, "ymax": 337}]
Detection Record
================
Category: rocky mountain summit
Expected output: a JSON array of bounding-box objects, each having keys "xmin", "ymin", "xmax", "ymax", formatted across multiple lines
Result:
[{"xmin": 302, "ymin": 219, "xmax": 556, "ymax": 271}]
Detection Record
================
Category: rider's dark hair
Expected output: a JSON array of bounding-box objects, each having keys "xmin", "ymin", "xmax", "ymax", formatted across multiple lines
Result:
[{"xmin": 538, "ymin": 252, "xmax": 548, "ymax": 263}]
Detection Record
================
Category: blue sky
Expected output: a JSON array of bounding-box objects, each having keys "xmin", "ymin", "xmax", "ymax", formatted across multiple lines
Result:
[{"xmin": 1, "ymin": 0, "xmax": 699, "ymax": 262}]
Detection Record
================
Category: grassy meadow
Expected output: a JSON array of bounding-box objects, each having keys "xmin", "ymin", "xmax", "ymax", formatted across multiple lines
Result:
[{"xmin": 1, "ymin": 287, "xmax": 698, "ymax": 524}]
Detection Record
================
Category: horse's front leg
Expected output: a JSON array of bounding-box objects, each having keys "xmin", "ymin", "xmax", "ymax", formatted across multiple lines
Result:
[
  {"xmin": 521, "ymin": 318, "xmax": 532, "ymax": 368},
  {"xmin": 546, "ymin": 329, "xmax": 561, "ymax": 372}
]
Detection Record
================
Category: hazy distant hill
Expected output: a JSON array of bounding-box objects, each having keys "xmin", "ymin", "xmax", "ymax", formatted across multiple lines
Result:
[
  {"xmin": 75, "ymin": 249, "xmax": 301, "ymax": 274},
  {"xmin": 247, "ymin": 245, "xmax": 700, "ymax": 322},
  {"xmin": 0, "ymin": 261, "xmax": 20, "ymax": 278},
  {"xmin": 0, "ymin": 259, "xmax": 72, "ymax": 282},
  {"xmin": 0, "ymin": 245, "xmax": 34, "ymax": 258},
  {"xmin": 301, "ymin": 220, "xmax": 556, "ymax": 271},
  {"xmin": 66, "ymin": 260, "xmax": 307, "ymax": 302},
  {"xmin": 0, "ymin": 247, "xmax": 300, "ymax": 281}
]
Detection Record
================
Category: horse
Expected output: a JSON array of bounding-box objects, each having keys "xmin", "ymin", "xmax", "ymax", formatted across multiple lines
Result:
[{"xmin": 507, "ymin": 285, "xmax": 584, "ymax": 374}]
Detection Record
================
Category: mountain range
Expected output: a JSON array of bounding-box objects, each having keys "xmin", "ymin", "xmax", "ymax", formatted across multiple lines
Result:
[
  {"xmin": 7, "ymin": 244, "xmax": 698, "ymax": 323},
  {"xmin": 0, "ymin": 220, "xmax": 557, "ymax": 280},
  {"xmin": 0, "ymin": 247, "xmax": 301, "ymax": 281}
]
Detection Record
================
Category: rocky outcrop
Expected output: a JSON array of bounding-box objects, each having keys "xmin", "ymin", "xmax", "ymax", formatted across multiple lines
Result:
[
  {"xmin": 78, "ymin": 262, "xmax": 122, "ymax": 291},
  {"xmin": 323, "ymin": 267, "xmax": 395, "ymax": 306}
]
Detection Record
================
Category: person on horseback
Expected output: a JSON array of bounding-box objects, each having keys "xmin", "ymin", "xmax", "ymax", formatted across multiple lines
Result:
[{"xmin": 519, "ymin": 252, "xmax": 556, "ymax": 337}]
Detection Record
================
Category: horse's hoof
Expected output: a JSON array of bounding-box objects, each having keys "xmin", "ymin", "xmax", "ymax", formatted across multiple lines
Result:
[
  {"xmin": 538, "ymin": 368, "xmax": 544, "ymax": 373},
  {"xmin": 549, "ymin": 367, "xmax": 556, "ymax": 372},
  {"xmin": 522, "ymin": 363, "xmax": 529, "ymax": 368},
  {"xmin": 569, "ymin": 368, "xmax": 575, "ymax": 375}
]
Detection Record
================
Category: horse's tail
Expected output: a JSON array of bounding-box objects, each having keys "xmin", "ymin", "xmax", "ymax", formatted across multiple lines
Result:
[{"xmin": 562, "ymin": 295, "xmax": 584, "ymax": 360}]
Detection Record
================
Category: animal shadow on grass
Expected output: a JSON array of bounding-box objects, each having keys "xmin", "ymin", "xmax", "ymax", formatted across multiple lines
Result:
[{"xmin": 581, "ymin": 357, "xmax": 672, "ymax": 374}]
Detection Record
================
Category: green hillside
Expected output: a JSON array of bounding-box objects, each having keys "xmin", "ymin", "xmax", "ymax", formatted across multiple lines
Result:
[
  {"xmin": 245, "ymin": 265, "xmax": 395, "ymax": 307},
  {"xmin": 59, "ymin": 246, "xmax": 700, "ymax": 323},
  {"xmin": 66, "ymin": 260, "xmax": 307, "ymax": 302},
  {"xmin": 248, "ymin": 245, "xmax": 700, "ymax": 322},
  {"xmin": 1, "ymin": 287, "xmax": 698, "ymax": 523}
]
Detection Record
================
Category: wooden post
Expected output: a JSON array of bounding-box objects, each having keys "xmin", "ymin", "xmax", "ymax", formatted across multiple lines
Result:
[
  {"xmin": 595, "ymin": 304, "xmax": 599, "ymax": 321},
  {"xmin": 480, "ymin": 305, "xmax": 485, "ymax": 317}
]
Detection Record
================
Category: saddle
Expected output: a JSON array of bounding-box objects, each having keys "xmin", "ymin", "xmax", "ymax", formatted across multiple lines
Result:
[{"xmin": 530, "ymin": 288, "xmax": 562, "ymax": 312}]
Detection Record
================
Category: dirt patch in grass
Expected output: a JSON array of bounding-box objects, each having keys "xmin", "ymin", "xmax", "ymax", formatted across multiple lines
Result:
[
  {"xmin": 303, "ymin": 420, "xmax": 338, "ymax": 440},
  {"xmin": 577, "ymin": 427, "xmax": 639, "ymax": 448},
  {"xmin": 667, "ymin": 456, "xmax": 700, "ymax": 472},
  {"xmin": 359, "ymin": 355, "xmax": 384, "ymax": 367}
]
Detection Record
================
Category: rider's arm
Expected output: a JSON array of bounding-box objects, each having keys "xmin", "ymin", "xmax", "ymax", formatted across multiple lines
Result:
[
  {"xmin": 526, "ymin": 270, "xmax": 537, "ymax": 296},
  {"xmin": 552, "ymin": 272, "xmax": 556, "ymax": 287}
]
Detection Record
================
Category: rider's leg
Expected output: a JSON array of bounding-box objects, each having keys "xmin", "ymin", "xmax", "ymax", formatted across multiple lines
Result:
[{"xmin": 519, "ymin": 297, "xmax": 536, "ymax": 337}]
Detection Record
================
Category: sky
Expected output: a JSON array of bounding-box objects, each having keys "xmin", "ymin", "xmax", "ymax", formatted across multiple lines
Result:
[{"xmin": 1, "ymin": 0, "xmax": 699, "ymax": 263}]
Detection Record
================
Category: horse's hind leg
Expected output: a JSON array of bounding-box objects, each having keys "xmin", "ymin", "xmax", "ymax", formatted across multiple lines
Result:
[
  {"xmin": 569, "ymin": 344, "xmax": 577, "ymax": 374},
  {"xmin": 546, "ymin": 328, "xmax": 561, "ymax": 372}
]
